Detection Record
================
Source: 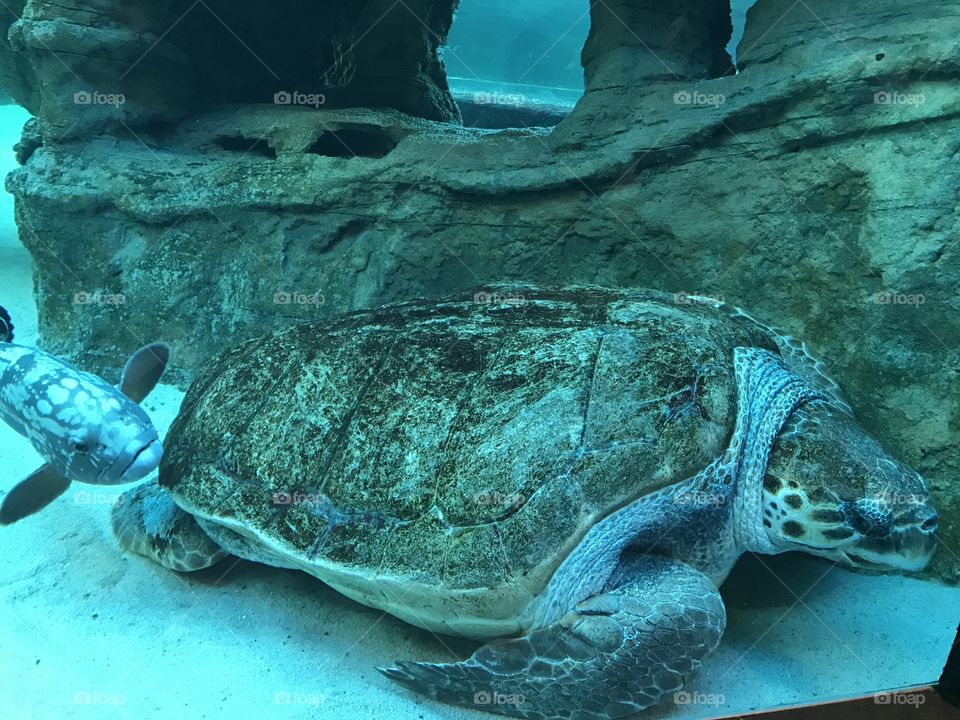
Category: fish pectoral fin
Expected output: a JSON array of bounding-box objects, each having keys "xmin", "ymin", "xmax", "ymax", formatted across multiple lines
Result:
[
  {"xmin": 0, "ymin": 465, "xmax": 71, "ymax": 525},
  {"xmin": 120, "ymin": 342, "xmax": 171, "ymax": 403}
]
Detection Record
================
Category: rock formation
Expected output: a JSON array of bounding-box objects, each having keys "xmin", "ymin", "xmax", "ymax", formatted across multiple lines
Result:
[
  {"xmin": 0, "ymin": 0, "xmax": 460, "ymax": 140},
  {"xmin": 0, "ymin": 0, "xmax": 958, "ymax": 581}
]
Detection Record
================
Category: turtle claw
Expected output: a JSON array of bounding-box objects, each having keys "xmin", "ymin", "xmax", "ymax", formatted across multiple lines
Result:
[
  {"xmin": 375, "ymin": 664, "xmax": 419, "ymax": 685},
  {"xmin": 381, "ymin": 657, "xmax": 529, "ymax": 714},
  {"xmin": 378, "ymin": 661, "xmax": 462, "ymax": 700}
]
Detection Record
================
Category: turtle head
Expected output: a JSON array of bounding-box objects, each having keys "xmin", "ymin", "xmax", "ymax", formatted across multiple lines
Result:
[{"xmin": 761, "ymin": 401, "xmax": 937, "ymax": 572}]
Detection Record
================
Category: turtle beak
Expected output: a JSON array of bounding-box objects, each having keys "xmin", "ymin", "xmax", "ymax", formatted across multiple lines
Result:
[{"xmin": 841, "ymin": 506, "xmax": 938, "ymax": 572}]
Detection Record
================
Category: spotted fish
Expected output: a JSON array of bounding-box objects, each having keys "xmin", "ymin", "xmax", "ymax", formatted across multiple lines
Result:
[{"xmin": 0, "ymin": 305, "xmax": 169, "ymax": 524}]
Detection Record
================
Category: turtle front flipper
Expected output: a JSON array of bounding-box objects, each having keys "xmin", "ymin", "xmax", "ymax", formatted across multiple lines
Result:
[
  {"xmin": 379, "ymin": 555, "xmax": 725, "ymax": 720},
  {"xmin": 111, "ymin": 482, "xmax": 229, "ymax": 572}
]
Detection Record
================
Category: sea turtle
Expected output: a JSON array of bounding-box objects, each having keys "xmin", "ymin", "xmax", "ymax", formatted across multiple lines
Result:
[{"xmin": 110, "ymin": 286, "xmax": 938, "ymax": 719}]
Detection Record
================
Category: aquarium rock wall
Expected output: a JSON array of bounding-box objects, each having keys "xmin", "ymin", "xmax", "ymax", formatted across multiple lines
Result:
[
  {"xmin": 0, "ymin": 0, "xmax": 460, "ymax": 136},
  {"xmin": 0, "ymin": 0, "xmax": 958, "ymax": 582}
]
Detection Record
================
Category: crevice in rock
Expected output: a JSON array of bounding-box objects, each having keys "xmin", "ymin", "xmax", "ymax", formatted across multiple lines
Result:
[
  {"xmin": 306, "ymin": 128, "xmax": 397, "ymax": 159},
  {"xmin": 774, "ymin": 110, "xmax": 960, "ymax": 154},
  {"xmin": 320, "ymin": 218, "xmax": 372, "ymax": 254}
]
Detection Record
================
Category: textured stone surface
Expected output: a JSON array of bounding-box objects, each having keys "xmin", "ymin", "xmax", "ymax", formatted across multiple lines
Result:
[
  {"xmin": 1, "ymin": 0, "xmax": 958, "ymax": 583},
  {"xmin": 582, "ymin": 0, "xmax": 734, "ymax": 90},
  {"xmin": 0, "ymin": 0, "xmax": 460, "ymax": 137}
]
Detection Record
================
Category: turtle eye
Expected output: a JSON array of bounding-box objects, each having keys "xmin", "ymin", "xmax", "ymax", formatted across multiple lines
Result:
[
  {"xmin": 73, "ymin": 442, "xmax": 91, "ymax": 454},
  {"xmin": 843, "ymin": 500, "xmax": 893, "ymax": 538}
]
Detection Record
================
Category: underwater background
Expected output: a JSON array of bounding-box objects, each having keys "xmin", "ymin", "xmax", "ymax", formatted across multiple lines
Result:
[{"xmin": 0, "ymin": 0, "xmax": 959, "ymax": 718}]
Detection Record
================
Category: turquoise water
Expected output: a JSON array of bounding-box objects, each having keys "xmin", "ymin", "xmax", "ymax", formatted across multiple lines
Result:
[{"xmin": 444, "ymin": 0, "xmax": 758, "ymax": 109}]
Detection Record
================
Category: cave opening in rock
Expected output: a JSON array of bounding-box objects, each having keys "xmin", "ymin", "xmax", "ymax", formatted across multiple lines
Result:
[
  {"xmin": 442, "ymin": 0, "xmax": 589, "ymax": 129},
  {"xmin": 305, "ymin": 128, "xmax": 398, "ymax": 159}
]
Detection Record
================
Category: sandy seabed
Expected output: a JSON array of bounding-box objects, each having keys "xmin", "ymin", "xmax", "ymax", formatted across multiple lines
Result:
[{"xmin": 0, "ymin": 104, "xmax": 957, "ymax": 720}]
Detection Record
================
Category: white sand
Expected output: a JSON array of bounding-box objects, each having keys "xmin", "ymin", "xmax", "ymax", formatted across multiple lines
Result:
[{"xmin": 0, "ymin": 103, "xmax": 957, "ymax": 720}]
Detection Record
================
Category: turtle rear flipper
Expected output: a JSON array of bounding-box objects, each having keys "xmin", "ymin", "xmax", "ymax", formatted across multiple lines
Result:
[
  {"xmin": 112, "ymin": 482, "xmax": 228, "ymax": 572},
  {"xmin": 380, "ymin": 555, "xmax": 725, "ymax": 720}
]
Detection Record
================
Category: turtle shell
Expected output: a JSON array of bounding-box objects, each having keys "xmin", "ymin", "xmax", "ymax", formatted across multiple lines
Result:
[{"xmin": 161, "ymin": 286, "xmax": 778, "ymax": 638}]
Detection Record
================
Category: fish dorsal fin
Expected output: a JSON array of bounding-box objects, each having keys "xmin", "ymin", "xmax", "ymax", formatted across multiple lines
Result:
[
  {"xmin": 0, "ymin": 465, "xmax": 71, "ymax": 525},
  {"xmin": 120, "ymin": 342, "xmax": 171, "ymax": 403},
  {"xmin": 0, "ymin": 305, "xmax": 13, "ymax": 343}
]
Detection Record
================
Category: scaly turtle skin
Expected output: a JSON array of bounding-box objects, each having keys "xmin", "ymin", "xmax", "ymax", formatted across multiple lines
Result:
[{"xmin": 111, "ymin": 285, "xmax": 938, "ymax": 720}]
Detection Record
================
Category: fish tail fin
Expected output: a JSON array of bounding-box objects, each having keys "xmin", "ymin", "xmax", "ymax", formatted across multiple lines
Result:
[{"xmin": 0, "ymin": 305, "xmax": 13, "ymax": 343}]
